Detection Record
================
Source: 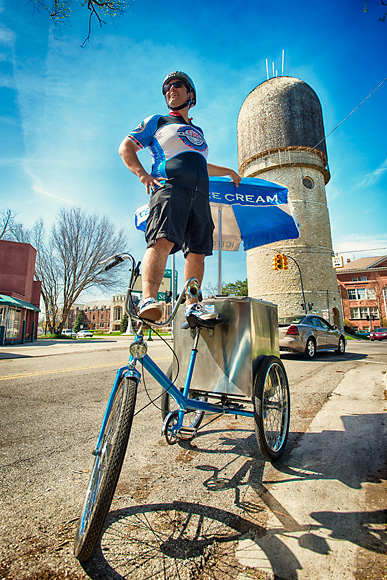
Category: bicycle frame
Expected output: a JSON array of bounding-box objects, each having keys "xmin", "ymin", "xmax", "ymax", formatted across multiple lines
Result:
[
  {"xmin": 92, "ymin": 252, "xmax": 255, "ymax": 450},
  {"xmin": 75, "ymin": 253, "xmax": 290, "ymax": 563},
  {"xmin": 94, "ymin": 332, "xmax": 254, "ymax": 454}
]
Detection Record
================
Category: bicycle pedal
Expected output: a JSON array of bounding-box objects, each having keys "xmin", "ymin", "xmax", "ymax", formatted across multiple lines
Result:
[{"xmin": 177, "ymin": 427, "xmax": 196, "ymax": 439}]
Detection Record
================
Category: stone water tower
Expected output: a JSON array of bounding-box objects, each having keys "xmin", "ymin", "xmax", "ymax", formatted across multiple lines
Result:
[{"xmin": 238, "ymin": 76, "xmax": 342, "ymax": 326}]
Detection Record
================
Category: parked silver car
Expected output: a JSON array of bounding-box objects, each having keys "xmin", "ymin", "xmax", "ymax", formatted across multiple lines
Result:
[{"xmin": 278, "ymin": 314, "xmax": 346, "ymax": 359}]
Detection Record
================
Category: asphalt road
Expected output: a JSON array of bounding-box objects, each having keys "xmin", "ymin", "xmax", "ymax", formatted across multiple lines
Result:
[{"xmin": 0, "ymin": 337, "xmax": 386, "ymax": 580}]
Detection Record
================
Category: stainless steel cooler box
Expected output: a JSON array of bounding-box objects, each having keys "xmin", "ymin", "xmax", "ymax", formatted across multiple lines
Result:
[{"xmin": 172, "ymin": 296, "xmax": 279, "ymax": 398}]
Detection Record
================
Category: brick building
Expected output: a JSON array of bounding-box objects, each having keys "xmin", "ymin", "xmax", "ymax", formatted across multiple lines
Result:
[
  {"xmin": 111, "ymin": 293, "xmax": 127, "ymax": 332},
  {"xmin": 0, "ymin": 240, "xmax": 41, "ymax": 344},
  {"xmin": 65, "ymin": 269, "xmax": 174, "ymax": 333},
  {"xmin": 67, "ymin": 301, "xmax": 110, "ymax": 332},
  {"xmin": 336, "ymin": 256, "xmax": 387, "ymax": 332}
]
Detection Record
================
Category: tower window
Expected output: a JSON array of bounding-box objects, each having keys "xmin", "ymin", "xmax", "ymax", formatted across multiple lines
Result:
[{"xmin": 302, "ymin": 176, "xmax": 314, "ymax": 189}]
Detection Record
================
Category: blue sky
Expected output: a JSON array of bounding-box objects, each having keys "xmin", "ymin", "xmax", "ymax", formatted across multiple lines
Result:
[{"xmin": 1, "ymin": 0, "xmax": 386, "ymax": 299}]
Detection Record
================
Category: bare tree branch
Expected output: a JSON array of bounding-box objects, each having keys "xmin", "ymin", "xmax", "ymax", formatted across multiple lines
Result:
[
  {"xmin": 49, "ymin": 206, "xmax": 128, "ymax": 332},
  {"xmin": 30, "ymin": 0, "xmax": 133, "ymax": 45},
  {"xmin": 0, "ymin": 209, "xmax": 25, "ymax": 240},
  {"xmin": 12, "ymin": 208, "xmax": 128, "ymax": 333},
  {"xmin": 364, "ymin": 0, "xmax": 387, "ymax": 20},
  {"xmin": 0, "ymin": 209, "xmax": 13, "ymax": 239}
]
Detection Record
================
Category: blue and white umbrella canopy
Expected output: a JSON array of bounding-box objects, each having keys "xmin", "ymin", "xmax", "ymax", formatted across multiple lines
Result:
[
  {"xmin": 134, "ymin": 203, "xmax": 149, "ymax": 233},
  {"xmin": 134, "ymin": 176, "xmax": 300, "ymax": 251},
  {"xmin": 209, "ymin": 176, "xmax": 299, "ymax": 251}
]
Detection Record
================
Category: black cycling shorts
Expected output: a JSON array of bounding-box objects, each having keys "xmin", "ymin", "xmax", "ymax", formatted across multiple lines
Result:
[{"xmin": 145, "ymin": 186, "xmax": 214, "ymax": 257}]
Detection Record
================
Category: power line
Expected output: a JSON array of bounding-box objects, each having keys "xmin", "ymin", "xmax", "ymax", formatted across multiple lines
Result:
[
  {"xmin": 270, "ymin": 76, "xmax": 387, "ymax": 182},
  {"xmin": 318, "ymin": 77, "xmax": 387, "ymax": 148},
  {"xmin": 336, "ymin": 247, "xmax": 387, "ymax": 254}
]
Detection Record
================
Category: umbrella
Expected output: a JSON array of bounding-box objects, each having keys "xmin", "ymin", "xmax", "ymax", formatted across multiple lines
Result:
[
  {"xmin": 209, "ymin": 176, "xmax": 299, "ymax": 251},
  {"xmin": 209, "ymin": 176, "xmax": 299, "ymax": 292},
  {"xmin": 134, "ymin": 176, "xmax": 300, "ymax": 292}
]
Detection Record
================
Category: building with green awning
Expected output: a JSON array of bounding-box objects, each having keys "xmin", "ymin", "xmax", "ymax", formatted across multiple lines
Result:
[{"xmin": 0, "ymin": 241, "xmax": 41, "ymax": 345}]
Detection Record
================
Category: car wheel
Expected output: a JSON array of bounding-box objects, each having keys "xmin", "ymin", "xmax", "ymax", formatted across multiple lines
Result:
[
  {"xmin": 305, "ymin": 337, "xmax": 316, "ymax": 359},
  {"xmin": 335, "ymin": 337, "xmax": 345, "ymax": 355}
]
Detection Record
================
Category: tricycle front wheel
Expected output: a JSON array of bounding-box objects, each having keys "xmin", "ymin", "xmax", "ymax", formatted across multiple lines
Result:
[
  {"xmin": 74, "ymin": 376, "xmax": 138, "ymax": 562},
  {"xmin": 253, "ymin": 356, "xmax": 290, "ymax": 462}
]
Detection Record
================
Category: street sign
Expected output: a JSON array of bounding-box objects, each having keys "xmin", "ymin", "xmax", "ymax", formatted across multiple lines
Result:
[
  {"xmin": 131, "ymin": 270, "xmax": 178, "ymax": 303},
  {"xmin": 332, "ymin": 255, "xmax": 344, "ymax": 268}
]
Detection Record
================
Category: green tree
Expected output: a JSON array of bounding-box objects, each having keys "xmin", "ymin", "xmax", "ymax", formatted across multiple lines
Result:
[
  {"xmin": 74, "ymin": 312, "xmax": 84, "ymax": 333},
  {"xmin": 120, "ymin": 312, "xmax": 128, "ymax": 333},
  {"xmin": 222, "ymin": 279, "xmax": 248, "ymax": 296}
]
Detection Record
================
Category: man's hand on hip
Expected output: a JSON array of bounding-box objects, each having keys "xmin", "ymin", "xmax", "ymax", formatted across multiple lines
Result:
[{"xmin": 138, "ymin": 172, "xmax": 163, "ymax": 195}]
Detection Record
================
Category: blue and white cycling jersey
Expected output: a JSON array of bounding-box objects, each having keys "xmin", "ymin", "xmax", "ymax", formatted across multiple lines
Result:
[{"xmin": 128, "ymin": 113, "xmax": 209, "ymax": 194}]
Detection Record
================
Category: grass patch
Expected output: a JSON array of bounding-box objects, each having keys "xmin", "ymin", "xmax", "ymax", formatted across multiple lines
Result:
[{"xmin": 40, "ymin": 334, "xmax": 75, "ymax": 340}]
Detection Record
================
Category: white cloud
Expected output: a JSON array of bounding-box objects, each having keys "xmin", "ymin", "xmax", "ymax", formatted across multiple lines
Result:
[
  {"xmin": 354, "ymin": 157, "xmax": 387, "ymax": 190},
  {"xmin": 24, "ymin": 164, "xmax": 75, "ymax": 204},
  {"xmin": 326, "ymin": 183, "xmax": 342, "ymax": 202},
  {"xmin": 333, "ymin": 233, "xmax": 387, "ymax": 258},
  {"xmin": 0, "ymin": 26, "xmax": 16, "ymax": 45}
]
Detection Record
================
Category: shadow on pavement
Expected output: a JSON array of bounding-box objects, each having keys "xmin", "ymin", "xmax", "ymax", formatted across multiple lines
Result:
[
  {"xmin": 268, "ymin": 413, "xmax": 387, "ymax": 489},
  {"xmin": 82, "ymin": 501, "xmax": 269, "ymax": 580},
  {"xmin": 80, "ymin": 412, "xmax": 386, "ymax": 579},
  {"xmin": 280, "ymin": 350, "xmax": 368, "ymax": 362}
]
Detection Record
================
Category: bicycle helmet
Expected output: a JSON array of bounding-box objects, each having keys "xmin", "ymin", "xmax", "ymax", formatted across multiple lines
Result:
[{"xmin": 162, "ymin": 71, "xmax": 196, "ymax": 110}]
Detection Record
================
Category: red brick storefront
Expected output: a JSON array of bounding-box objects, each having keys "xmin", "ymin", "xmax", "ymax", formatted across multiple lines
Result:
[
  {"xmin": 0, "ymin": 240, "xmax": 41, "ymax": 344},
  {"xmin": 336, "ymin": 256, "xmax": 387, "ymax": 332}
]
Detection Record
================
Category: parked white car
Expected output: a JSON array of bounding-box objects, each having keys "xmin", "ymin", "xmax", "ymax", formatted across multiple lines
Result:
[
  {"xmin": 61, "ymin": 329, "xmax": 76, "ymax": 338},
  {"xmin": 76, "ymin": 329, "xmax": 93, "ymax": 338}
]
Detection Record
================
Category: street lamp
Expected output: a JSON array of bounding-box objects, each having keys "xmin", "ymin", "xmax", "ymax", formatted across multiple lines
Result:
[{"xmin": 279, "ymin": 253, "xmax": 307, "ymax": 313}]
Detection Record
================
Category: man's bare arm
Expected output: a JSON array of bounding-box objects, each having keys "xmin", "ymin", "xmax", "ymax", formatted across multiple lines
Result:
[
  {"xmin": 118, "ymin": 137, "xmax": 162, "ymax": 194},
  {"xmin": 207, "ymin": 163, "xmax": 241, "ymax": 187}
]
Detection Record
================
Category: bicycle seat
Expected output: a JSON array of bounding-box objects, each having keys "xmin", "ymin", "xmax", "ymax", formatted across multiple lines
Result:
[{"xmin": 182, "ymin": 316, "xmax": 223, "ymax": 330}]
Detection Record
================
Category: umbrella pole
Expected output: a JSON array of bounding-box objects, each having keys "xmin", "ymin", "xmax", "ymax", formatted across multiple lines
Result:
[
  {"xmin": 171, "ymin": 253, "xmax": 176, "ymax": 339},
  {"xmin": 218, "ymin": 206, "xmax": 222, "ymax": 295}
]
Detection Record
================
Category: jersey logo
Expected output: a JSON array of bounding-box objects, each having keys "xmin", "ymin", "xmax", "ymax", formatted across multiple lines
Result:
[
  {"xmin": 132, "ymin": 121, "xmax": 145, "ymax": 133},
  {"xmin": 177, "ymin": 126, "xmax": 207, "ymax": 152}
]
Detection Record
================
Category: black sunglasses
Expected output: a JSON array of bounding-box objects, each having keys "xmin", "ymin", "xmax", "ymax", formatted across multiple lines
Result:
[{"xmin": 163, "ymin": 80, "xmax": 188, "ymax": 94}]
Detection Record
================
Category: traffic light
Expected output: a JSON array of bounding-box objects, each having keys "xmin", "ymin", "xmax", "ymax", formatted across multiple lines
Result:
[
  {"xmin": 165, "ymin": 290, "xmax": 172, "ymax": 304},
  {"xmin": 272, "ymin": 253, "xmax": 283, "ymax": 270},
  {"xmin": 282, "ymin": 255, "xmax": 288, "ymax": 270}
]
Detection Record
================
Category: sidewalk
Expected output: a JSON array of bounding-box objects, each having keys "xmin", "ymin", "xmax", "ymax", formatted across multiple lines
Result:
[
  {"xmin": 1, "ymin": 336, "xmax": 386, "ymax": 579},
  {"xmin": 0, "ymin": 334, "xmax": 171, "ymax": 359},
  {"xmin": 235, "ymin": 365, "xmax": 387, "ymax": 579}
]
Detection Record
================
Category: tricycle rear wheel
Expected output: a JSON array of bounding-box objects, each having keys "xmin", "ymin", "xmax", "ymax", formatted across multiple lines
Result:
[{"xmin": 253, "ymin": 356, "xmax": 290, "ymax": 462}]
